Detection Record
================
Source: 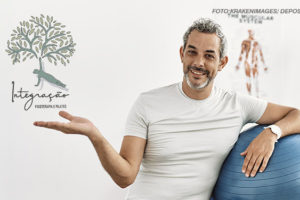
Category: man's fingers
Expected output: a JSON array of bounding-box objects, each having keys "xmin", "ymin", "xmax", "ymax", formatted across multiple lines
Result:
[
  {"xmin": 250, "ymin": 155, "xmax": 264, "ymax": 177},
  {"xmin": 34, "ymin": 121, "xmax": 54, "ymax": 128},
  {"xmin": 240, "ymin": 147, "xmax": 248, "ymax": 156},
  {"xmin": 34, "ymin": 121, "xmax": 49, "ymax": 127},
  {"xmin": 34, "ymin": 121, "xmax": 67, "ymax": 132},
  {"xmin": 242, "ymin": 152, "xmax": 252, "ymax": 174},
  {"xmin": 259, "ymin": 153, "xmax": 272, "ymax": 172},
  {"xmin": 59, "ymin": 111, "xmax": 74, "ymax": 121}
]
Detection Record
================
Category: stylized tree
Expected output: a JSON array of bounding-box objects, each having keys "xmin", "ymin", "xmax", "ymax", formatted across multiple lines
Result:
[{"xmin": 5, "ymin": 14, "xmax": 76, "ymax": 89}]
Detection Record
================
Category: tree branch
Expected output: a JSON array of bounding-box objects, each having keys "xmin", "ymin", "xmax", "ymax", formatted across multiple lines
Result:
[
  {"xmin": 32, "ymin": 21, "xmax": 47, "ymax": 36},
  {"xmin": 42, "ymin": 43, "xmax": 74, "ymax": 60},
  {"xmin": 19, "ymin": 28, "xmax": 31, "ymax": 46},
  {"xmin": 43, "ymin": 51, "xmax": 66, "ymax": 60},
  {"xmin": 31, "ymin": 19, "xmax": 55, "ymax": 56},
  {"xmin": 45, "ymin": 44, "xmax": 57, "ymax": 49},
  {"xmin": 41, "ymin": 33, "xmax": 65, "ymax": 56},
  {"xmin": 18, "ymin": 28, "xmax": 40, "ymax": 58},
  {"xmin": 48, "ymin": 33, "xmax": 65, "ymax": 42},
  {"xmin": 31, "ymin": 33, "xmax": 40, "ymax": 44},
  {"xmin": 12, "ymin": 42, "xmax": 38, "ymax": 58},
  {"xmin": 48, "ymin": 54, "xmax": 57, "ymax": 61}
]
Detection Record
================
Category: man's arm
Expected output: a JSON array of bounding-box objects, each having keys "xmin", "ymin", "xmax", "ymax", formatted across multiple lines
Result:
[
  {"xmin": 256, "ymin": 103, "xmax": 300, "ymax": 136},
  {"xmin": 241, "ymin": 103, "xmax": 300, "ymax": 177},
  {"xmin": 90, "ymin": 134, "xmax": 146, "ymax": 188},
  {"xmin": 34, "ymin": 111, "xmax": 146, "ymax": 188}
]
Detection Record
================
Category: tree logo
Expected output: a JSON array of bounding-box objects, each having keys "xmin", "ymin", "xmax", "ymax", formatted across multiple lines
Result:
[{"xmin": 5, "ymin": 14, "xmax": 76, "ymax": 90}]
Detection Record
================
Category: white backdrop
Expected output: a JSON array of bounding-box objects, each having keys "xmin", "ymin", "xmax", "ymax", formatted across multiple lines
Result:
[{"xmin": 1, "ymin": 0, "xmax": 300, "ymax": 199}]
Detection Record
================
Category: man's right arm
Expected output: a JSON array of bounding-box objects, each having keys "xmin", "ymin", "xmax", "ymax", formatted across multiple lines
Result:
[
  {"xmin": 34, "ymin": 111, "xmax": 146, "ymax": 188},
  {"xmin": 89, "ymin": 132, "xmax": 146, "ymax": 188}
]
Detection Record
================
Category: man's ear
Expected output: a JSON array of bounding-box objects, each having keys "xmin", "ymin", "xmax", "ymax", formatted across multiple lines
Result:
[
  {"xmin": 218, "ymin": 56, "xmax": 228, "ymax": 71},
  {"xmin": 179, "ymin": 46, "xmax": 184, "ymax": 63}
]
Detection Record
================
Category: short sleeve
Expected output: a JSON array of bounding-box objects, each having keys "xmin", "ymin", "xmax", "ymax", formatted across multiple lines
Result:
[
  {"xmin": 124, "ymin": 95, "xmax": 148, "ymax": 139},
  {"xmin": 237, "ymin": 93, "xmax": 268, "ymax": 125}
]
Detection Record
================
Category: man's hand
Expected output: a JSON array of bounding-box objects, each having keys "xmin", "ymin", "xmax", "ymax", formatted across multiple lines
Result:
[
  {"xmin": 240, "ymin": 129, "xmax": 277, "ymax": 177},
  {"xmin": 34, "ymin": 111, "xmax": 99, "ymax": 139}
]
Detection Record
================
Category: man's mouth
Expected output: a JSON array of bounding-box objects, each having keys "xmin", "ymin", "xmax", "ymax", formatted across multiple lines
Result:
[
  {"xmin": 187, "ymin": 66, "xmax": 209, "ymax": 77},
  {"xmin": 190, "ymin": 69, "xmax": 206, "ymax": 76},
  {"xmin": 185, "ymin": 66, "xmax": 211, "ymax": 88}
]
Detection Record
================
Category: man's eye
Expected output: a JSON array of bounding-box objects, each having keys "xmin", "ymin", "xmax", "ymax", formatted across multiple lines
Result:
[
  {"xmin": 187, "ymin": 50, "xmax": 196, "ymax": 55},
  {"xmin": 206, "ymin": 54, "xmax": 215, "ymax": 59}
]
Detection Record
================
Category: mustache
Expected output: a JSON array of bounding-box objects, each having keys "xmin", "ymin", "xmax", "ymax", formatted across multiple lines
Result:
[{"xmin": 187, "ymin": 66, "xmax": 209, "ymax": 75}]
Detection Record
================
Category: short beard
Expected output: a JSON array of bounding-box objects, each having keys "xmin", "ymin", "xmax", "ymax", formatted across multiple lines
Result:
[{"xmin": 184, "ymin": 66, "xmax": 212, "ymax": 90}]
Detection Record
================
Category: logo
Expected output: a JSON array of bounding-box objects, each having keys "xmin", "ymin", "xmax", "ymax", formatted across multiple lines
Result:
[{"xmin": 5, "ymin": 14, "xmax": 76, "ymax": 111}]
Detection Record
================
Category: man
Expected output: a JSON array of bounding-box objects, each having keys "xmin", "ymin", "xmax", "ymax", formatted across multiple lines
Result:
[{"xmin": 34, "ymin": 18, "xmax": 300, "ymax": 200}]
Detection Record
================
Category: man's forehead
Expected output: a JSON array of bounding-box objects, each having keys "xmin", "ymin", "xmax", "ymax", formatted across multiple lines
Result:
[{"xmin": 186, "ymin": 30, "xmax": 220, "ymax": 51}]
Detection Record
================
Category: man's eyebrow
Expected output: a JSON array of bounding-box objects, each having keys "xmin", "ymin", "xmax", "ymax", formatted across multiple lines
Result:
[
  {"xmin": 205, "ymin": 50, "xmax": 216, "ymax": 54},
  {"xmin": 187, "ymin": 45, "xmax": 197, "ymax": 49}
]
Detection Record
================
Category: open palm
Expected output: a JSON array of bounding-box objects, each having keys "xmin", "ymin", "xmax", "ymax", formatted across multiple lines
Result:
[{"xmin": 34, "ymin": 111, "xmax": 96, "ymax": 137}]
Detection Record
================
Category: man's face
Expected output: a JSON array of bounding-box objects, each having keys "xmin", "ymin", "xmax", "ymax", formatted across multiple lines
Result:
[{"xmin": 180, "ymin": 30, "xmax": 227, "ymax": 90}]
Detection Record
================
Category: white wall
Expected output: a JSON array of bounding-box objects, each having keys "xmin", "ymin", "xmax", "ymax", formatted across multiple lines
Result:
[{"xmin": 1, "ymin": 0, "xmax": 300, "ymax": 199}]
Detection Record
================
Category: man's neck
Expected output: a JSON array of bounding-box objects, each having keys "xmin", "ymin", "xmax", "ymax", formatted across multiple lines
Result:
[{"xmin": 182, "ymin": 79, "xmax": 213, "ymax": 100}]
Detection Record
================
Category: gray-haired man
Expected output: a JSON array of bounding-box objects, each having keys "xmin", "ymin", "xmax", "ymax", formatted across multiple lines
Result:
[{"xmin": 34, "ymin": 18, "xmax": 300, "ymax": 200}]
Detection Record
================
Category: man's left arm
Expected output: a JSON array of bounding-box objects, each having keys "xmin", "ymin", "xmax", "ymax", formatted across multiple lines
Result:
[{"xmin": 241, "ymin": 102, "xmax": 300, "ymax": 177}]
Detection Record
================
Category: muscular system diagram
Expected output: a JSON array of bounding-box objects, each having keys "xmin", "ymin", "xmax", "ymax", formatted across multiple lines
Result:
[{"xmin": 236, "ymin": 29, "xmax": 268, "ymax": 97}]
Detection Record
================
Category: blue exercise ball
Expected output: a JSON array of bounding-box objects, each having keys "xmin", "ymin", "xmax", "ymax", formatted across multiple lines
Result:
[{"xmin": 212, "ymin": 124, "xmax": 300, "ymax": 200}]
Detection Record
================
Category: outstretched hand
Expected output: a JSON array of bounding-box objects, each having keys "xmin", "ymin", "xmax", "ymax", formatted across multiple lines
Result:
[{"xmin": 34, "ymin": 111, "xmax": 98, "ymax": 138}]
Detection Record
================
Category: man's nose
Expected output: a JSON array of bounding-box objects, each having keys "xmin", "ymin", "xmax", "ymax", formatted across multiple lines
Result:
[{"xmin": 192, "ymin": 55, "xmax": 205, "ymax": 67}]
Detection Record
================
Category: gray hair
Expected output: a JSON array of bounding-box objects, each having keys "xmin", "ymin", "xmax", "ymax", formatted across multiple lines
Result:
[{"xmin": 183, "ymin": 18, "xmax": 227, "ymax": 59}]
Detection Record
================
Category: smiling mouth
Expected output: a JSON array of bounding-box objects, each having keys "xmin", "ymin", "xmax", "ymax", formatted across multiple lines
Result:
[
  {"xmin": 190, "ymin": 69, "xmax": 208, "ymax": 81},
  {"xmin": 190, "ymin": 69, "xmax": 206, "ymax": 76},
  {"xmin": 187, "ymin": 66, "xmax": 209, "ymax": 77}
]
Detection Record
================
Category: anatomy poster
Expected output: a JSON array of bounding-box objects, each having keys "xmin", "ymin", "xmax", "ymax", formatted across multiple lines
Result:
[{"xmin": 213, "ymin": 9, "xmax": 300, "ymax": 106}]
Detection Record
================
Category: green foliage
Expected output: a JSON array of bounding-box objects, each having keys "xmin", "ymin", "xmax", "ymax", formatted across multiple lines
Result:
[{"xmin": 5, "ymin": 14, "xmax": 76, "ymax": 66}]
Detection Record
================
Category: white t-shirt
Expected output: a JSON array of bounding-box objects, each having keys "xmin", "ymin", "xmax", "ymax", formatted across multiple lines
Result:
[{"xmin": 124, "ymin": 82, "xmax": 267, "ymax": 200}]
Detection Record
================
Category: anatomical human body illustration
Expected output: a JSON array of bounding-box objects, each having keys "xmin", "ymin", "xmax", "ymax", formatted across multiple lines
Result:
[{"xmin": 236, "ymin": 29, "xmax": 267, "ymax": 97}]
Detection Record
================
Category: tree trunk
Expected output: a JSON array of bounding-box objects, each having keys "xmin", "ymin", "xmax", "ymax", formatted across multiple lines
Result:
[{"xmin": 38, "ymin": 57, "xmax": 44, "ymax": 71}]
